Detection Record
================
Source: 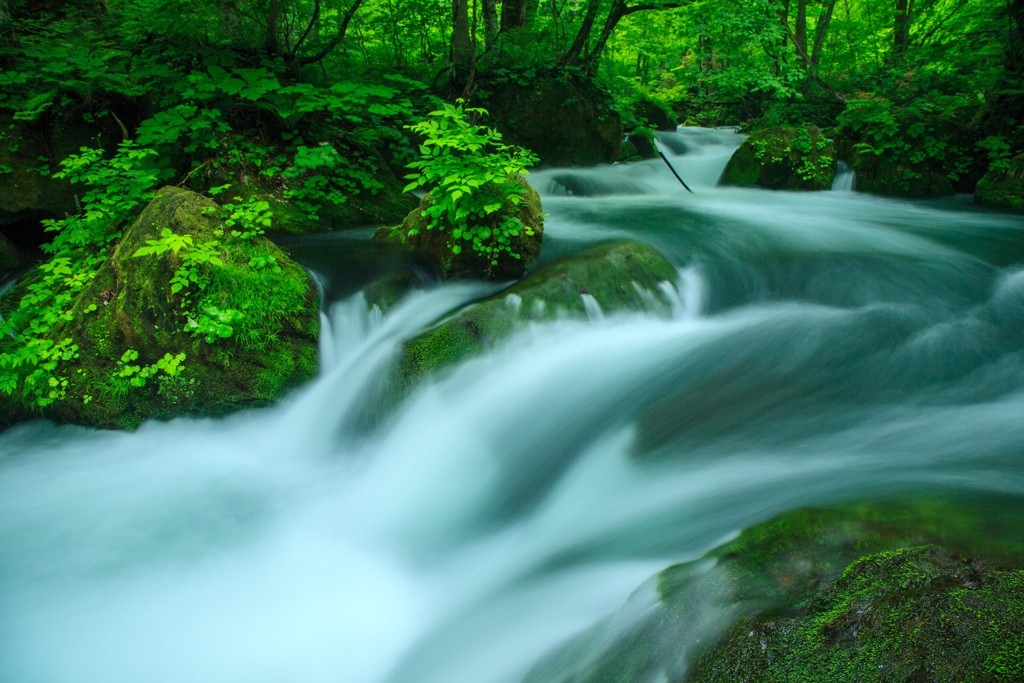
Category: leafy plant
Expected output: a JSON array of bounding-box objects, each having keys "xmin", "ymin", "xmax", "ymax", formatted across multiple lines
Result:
[{"xmin": 403, "ymin": 102, "xmax": 539, "ymax": 265}]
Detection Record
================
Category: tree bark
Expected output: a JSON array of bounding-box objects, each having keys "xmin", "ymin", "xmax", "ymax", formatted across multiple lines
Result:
[
  {"xmin": 893, "ymin": 0, "xmax": 910, "ymax": 58},
  {"xmin": 810, "ymin": 0, "xmax": 837, "ymax": 67},
  {"xmin": 794, "ymin": 0, "xmax": 807, "ymax": 64},
  {"xmin": 559, "ymin": 0, "xmax": 600, "ymax": 65},
  {"xmin": 501, "ymin": 0, "xmax": 529, "ymax": 31},
  {"xmin": 481, "ymin": 0, "xmax": 499, "ymax": 46},
  {"xmin": 298, "ymin": 0, "xmax": 365, "ymax": 66},
  {"xmin": 266, "ymin": 0, "xmax": 282, "ymax": 55},
  {"xmin": 451, "ymin": 0, "xmax": 473, "ymax": 70},
  {"xmin": 576, "ymin": 0, "xmax": 688, "ymax": 71}
]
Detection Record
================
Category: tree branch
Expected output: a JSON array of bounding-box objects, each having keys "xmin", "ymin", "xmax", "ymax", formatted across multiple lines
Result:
[
  {"xmin": 298, "ymin": 0, "xmax": 365, "ymax": 66},
  {"xmin": 783, "ymin": 20, "xmax": 847, "ymax": 102},
  {"xmin": 290, "ymin": 0, "xmax": 321, "ymax": 59}
]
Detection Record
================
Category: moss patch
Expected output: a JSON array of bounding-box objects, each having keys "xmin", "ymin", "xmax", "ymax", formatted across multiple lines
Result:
[
  {"xmin": 388, "ymin": 239, "xmax": 678, "ymax": 400},
  {"xmin": 722, "ymin": 126, "xmax": 836, "ymax": 191},
  {"xmin": 975, "ymin": 154, "xmax": 1024, "ymax": 213},
  {"xmin": 2, "ymin": 186, "xmax": 319, "ymax": 430}
]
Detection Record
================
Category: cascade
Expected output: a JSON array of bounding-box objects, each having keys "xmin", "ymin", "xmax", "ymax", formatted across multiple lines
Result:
[{"xmin": 2, "ymin": 130, "xmax": 1024, "ymax": 683}]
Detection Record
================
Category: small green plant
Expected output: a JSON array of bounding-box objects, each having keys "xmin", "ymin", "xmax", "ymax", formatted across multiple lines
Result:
[
  {"xmin": 403, "ymin": 101, "xmax": 538, "ymax": 265},
  {"xmin": 133, "ymin": 228, "xmax": 225, "ymax": 302},
  {"xmin": 116, "ymin": 349, "xmax": 187, "ymax": 388},
  {"xmin": 186, "ymin": 306, "xmax": 244, "ymax": 343}
]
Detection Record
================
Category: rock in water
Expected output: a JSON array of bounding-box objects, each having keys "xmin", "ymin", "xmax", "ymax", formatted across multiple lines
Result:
[
  {"xmin": 371, "ymin": 175, "xmax": 544, "ymax": 281},
  {"xmin": 721, "ymin": 126, "xmax": 836, "ymax": 191},
  {"xmin": 975, "ymin": 154, "xmax": 1024, "ymax": 213},
  {"xmin": 1, "ymin": 186, "xmax": 319, "ymax": 430},
  {"xmin": 390, "ymin": 240, "xmax": 679, "ymax": 395}
]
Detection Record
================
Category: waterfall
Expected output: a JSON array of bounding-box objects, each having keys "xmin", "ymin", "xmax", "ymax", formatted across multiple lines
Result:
[{"xmin": 832, "ymin": 160, "xmax": 856, "ymax": 191}]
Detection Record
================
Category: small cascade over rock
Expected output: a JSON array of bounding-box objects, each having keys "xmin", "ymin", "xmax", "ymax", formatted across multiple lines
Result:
[{"xmin": 832, "ymin": 160, "xmax": 856, "ymax": 191}]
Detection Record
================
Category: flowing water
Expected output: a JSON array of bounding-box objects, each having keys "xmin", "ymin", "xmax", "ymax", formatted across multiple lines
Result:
[{"xmin": 2, "ymin": 129, "xmax": 1024, "ymax": 683}]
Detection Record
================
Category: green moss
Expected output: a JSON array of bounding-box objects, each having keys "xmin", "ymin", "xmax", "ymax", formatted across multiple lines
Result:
[
  {"xmin": 722, "ymin": 126, "xmax": 836, "ymax": 191},
  {"xmin": 388, "ymin": 240, "xmax": 678, "ymax": 400},
  {"xmin": 2, "ymin": 186, "xmax": 319, "ymax": 430},
  {"xmin": 975, "ymin": 154, "xmax": 1024, "ymax": 213},
  {"xmin": 629, "ymin": 127, "xmax": 659, "ymax": 160}
]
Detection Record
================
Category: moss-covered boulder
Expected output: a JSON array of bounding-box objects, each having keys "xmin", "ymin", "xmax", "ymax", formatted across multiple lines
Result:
[
  {"xmin": 371, "ymin": 175, "xmax": 544, "ymax": 281},
  {"xmin": 975, "ymin": 154, "xmax": 1024, "ymax": 213},
  {"xmin": 525, "ymin": 496, "xmax": 1024, "ymax": 683},
  {"xmin": 390, "ymin": 240, "xmax": 678, "ymax": 396},
  {"xmin": 688, "ymin": 544, "xmax": 1024, "ymax": 682},
  {"xmin": 478, "ymin": 73, "xmax": 622, "ymax": 167},
  {"xmin": 721, "ymin": 126, "xmax": 836, "ymax": 191},
  {"xmin": 1, "ymin": 186, "xmax": 319, "ymax": 430},
  {"xmin": 0, "ymin": 233, "xmax": 16, "ymax": 276}
]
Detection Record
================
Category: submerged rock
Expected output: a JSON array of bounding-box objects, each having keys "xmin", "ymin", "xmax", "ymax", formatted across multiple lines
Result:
[
  {"xmin": 721, "ymin": 126, "xmax": 836, "ymax": 191},
  {"xmin": 479, "ymin": 73, "xmax": 622, "ymax": 167},
  {"xmin": 390, "ymin": 240, "xmax": 679, "ymax": 395},
  {"xmin": 371, "ymin": 175, "xmax": 544, "ymax": 281},
  {"xmin": 975, "ymin": 154, "xmax": 1024, "ymax": 213},
  {"xmin": 628, "ymin": 127, "xmax": 659, "ymax": 160},
  {"xmin": 1, "ymin": 186, "xmax": 319, "ymax": 430}
]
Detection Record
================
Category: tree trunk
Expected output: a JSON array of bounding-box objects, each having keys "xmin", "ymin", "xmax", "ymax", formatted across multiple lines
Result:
[
  {"xmin": 266, "ymin": 0, "xmax": 282, "ymax": 55},
  {"xmin": 452, "ymin": 0, "xmax": 473, "ymax": 69},
  {"xmin": 893, "ymin": 0, "xmax": 910, "ymax": 58},
  {"xmin": 481, "ymin": 0, "xmax": 499, "ymax": 46},
  {"xmin": 501, "ymin": 0, "xmax": 528, "ymax": 31},
  {"xmin": 794, "ymin": 0, "xmax": 807, "ymax": 64},
  {"xmin": 775, "ymin": 0, "xmax": 789, "ymax": 76},
  {"xmin": 559, "ymin": 0, "xmax": 600, "ymax": 65},
  {"xmin": 810, "ymin": 0, "xmax": 837, "ymax": 68}
]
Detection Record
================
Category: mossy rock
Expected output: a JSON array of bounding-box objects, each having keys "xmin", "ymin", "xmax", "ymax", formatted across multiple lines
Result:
[
  {"xmin": 635, "ymin": 100, "xmax": 678, "ymax": 132},
  {"xmin": 687, "ymin": 544, "xmax": 1024, "ymax": 682},
  {"xmin": 371, "ymin": 175, "xmax": 544, "ymax": 281},
  {"xmin": 1, "ymin": 186, "xmax": 319, "ymax": 430},
  {"xmin": 0, "ymin": 233, "xmax": 16, "ymax": 276},
  {"xmin": 628, "ymin": 127, "xmax": 659, "ymax": 160},
  {"xmin": 721, "ymin": 126, "xmax": 836, "ymax": 191},
  {"xmin": 974, "ymin": 154, "xmax": 1024, "ymax": 213},
  {"xmin": 389, "ymin": 240, "xmax": 678, "ymax": 399},
  {"xmin": 479, "ymin": 73, "xmax": 622, "ymax": 167},
  {"xmin": 616, "ymin": 139, "xmax": 642, "ymax": 163},
  {"xmin": 194, "ymin": 141, "xmax": 417, "ymax": 235}
]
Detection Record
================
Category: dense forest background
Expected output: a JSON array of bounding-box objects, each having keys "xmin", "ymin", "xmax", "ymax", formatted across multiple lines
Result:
[{"xmin": 1, "ymin": 0, "xmax": 1021, "ymax": 235}]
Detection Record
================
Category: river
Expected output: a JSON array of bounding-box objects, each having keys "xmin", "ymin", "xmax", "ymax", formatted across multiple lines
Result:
[{"xmin": 2, "ymin": 129, "xmax": 1023, "ymax": 683}]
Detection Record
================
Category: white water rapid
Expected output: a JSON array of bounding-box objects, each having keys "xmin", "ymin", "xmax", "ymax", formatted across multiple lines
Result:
[{"xmin": 2, "ymin": 129, "xmax": 1024, "ymax": 683}]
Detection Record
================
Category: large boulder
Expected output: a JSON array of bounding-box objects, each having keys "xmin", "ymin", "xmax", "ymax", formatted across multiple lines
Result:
[
  {"xmin": 390, "ymin": 240, "xmax": 679, "ymax": 395},
  {"xmin": 478, "ymin": 73, "xmax": 622, "ymax": 167},
  {"xmin": 721, "ymin": 126, "xmax": 836, "ymax": 191},
  {"xmin": 975, "ymin": 154, "xmax": 1024, "ymax": 213},
  {"xmin": 371, "ymin": 175, "xmax": 544, "ymax": 281},
  {"xmin": 1, "ymin": 186, "xmax": 319, "ymax": 430},
  {"xmin": 523, "ymin": 497, "xmax": 1024, "ymax": 683}
]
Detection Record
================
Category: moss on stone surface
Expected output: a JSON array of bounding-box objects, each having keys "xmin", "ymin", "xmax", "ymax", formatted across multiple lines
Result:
[
  {"xmin": 629, "ymin": 127, "xmax": 659, "ymax": 160},
  {"xmin": 635, "ymin": 100, "xmax": 678, "ymax": 132},
  {"xmin": 522, "ymin": 496, "xmax": 1024, "ymax": 683},
  {"xmin": 722, "ymin": 126, "xmax": 836, "ymax": 191},
  {"xmin": 478, "ymin": 73, "xmax": 623, "ymax": 167},
  {"xmin": 372, "ymin": 175, "xmax": 545, "ymax": 281},
  {"xmin": 975, "ymin": 154, "xmax": 1024, "ymax": 213},
  {"xmin": 2, "ymin": 186, "xmax": 319, "ymax": 430},
  {"xmin": 388, "ymin": 240, "xmax": 678, "ymax": 400}
]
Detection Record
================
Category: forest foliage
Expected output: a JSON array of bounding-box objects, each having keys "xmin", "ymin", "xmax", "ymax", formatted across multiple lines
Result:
[{"xmin": 0, "ymin": 0, "xmax": 1021, "ymax": 412}]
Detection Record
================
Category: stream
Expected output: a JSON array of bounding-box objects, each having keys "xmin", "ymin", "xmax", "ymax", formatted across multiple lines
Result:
[{"xmin": 2, "ymin": 129, "xmax": 1024, "ymax": 683}]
